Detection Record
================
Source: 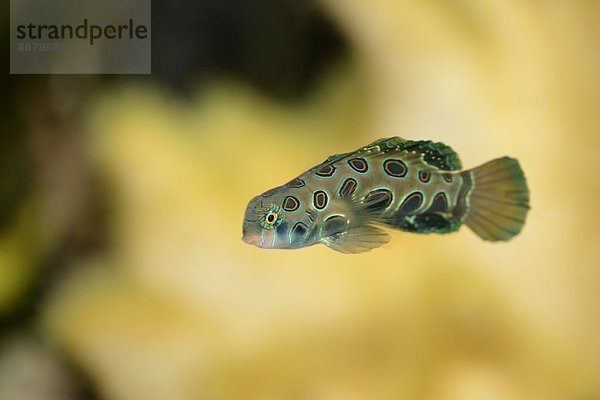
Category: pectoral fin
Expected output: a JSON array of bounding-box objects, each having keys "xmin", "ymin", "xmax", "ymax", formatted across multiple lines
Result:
[{"xmin": 321, "ymin": 225, "xmax": 390, "ymax": 254}]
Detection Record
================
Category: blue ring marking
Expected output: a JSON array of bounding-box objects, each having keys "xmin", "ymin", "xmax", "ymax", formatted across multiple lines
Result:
[
  {"xmin": 322, "ymin": 214, "xmax": 347, "ymax": 237},
  {"xmin": 418, "ymin": 170, "xmax": 431, "ymax": 183},
  {"xmin": 428, "ymin": 191, "xmax": 449, "ymax": 213},
  {"xmin": 313, "ymin": 190, "xmax": 329, "ymax": 210},
  {"xmin": 285, "ymin": 177, "xmax": 306, "ymax": 188},
  {"xmin": 383, "ymin": 159, "xmax": 408, "ymax": 178},
  {"xmin": 399, "ymin": 191, "xmax": 424, "ymax": 214},
  {"xmin": 315, "ymin": 165, "xmax": 336, "ymax": 178},
  {"xmin": 347, "ymin": 158, "xmax": 369, "ymax": 173},
  {"xmin": 289, "ymin": 221, "xmax": 308, "ymax": 243},
  {"xmin": 338, "ymin": 177, "xmax": 358, "ymax": 197},
  {"xmin": 363, "ymin": 188, "xmax": 394, "ymax": 210},
  {"xmin": 282, "ymin": 195, "xmax": 301, "ymax": 212}
]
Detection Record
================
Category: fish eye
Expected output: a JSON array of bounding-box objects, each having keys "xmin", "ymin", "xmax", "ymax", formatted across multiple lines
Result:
[{"xmin": 257, "ymin": 204, "xmax": 281, "ymax": 230}]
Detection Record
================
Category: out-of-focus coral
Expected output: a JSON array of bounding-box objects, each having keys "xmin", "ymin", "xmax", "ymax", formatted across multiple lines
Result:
[{"xmin": 0, "ymin": 334, "xmax": 77, "ymax": 400}]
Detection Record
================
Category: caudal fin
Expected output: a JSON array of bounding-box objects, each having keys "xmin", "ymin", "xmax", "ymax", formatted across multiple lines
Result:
[{"xmin": 463, "ymin": 157, "xmax": 530, "ymax": 241}]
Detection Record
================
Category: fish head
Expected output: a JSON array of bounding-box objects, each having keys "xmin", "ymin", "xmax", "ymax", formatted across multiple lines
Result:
[{"xmin": 242, "ymin": 187, "xmax": 314, "ymax": 249}]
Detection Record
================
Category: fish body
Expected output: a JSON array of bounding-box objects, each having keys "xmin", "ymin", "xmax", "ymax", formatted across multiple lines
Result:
[{"xmin": 242, "ymin": 137, "xmax": 529, "ymax": 253}]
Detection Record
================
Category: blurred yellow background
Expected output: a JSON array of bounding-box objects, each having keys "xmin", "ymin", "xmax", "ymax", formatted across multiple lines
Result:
[{"xmin": 1, "ymin": 1, "xmax": 599, "ymax": 399}]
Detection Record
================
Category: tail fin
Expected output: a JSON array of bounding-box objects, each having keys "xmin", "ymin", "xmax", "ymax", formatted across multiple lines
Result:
[{"xmin": 462, "ymin": 157, "xmax": 530, "ymax": 241}]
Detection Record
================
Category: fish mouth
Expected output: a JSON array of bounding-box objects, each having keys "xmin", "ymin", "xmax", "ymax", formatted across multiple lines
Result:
[
  {"xmin": 242, "ymin": 230, "xmax": 276, "ymax": 248},
  {"xmin": 242, "ymin": 235, "xmax": 256, "ymax": 245},
  {"xmin": 242, "ymin": 233, "xmax": 264, "ymax": 248}
]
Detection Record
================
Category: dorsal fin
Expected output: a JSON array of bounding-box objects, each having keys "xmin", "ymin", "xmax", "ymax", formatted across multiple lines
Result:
[
  {"xmin": 366, "ymin": 137, "xmax": 462, "ymax": 170},
  {"xmin": 310, "ymin": 137, "xmax": 462, "ymax": 173}
]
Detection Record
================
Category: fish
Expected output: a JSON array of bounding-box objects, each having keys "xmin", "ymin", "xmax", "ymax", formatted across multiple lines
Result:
[{"xmin": 242, "ymin": 137, "xmax": 530, "ymax": 253}]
